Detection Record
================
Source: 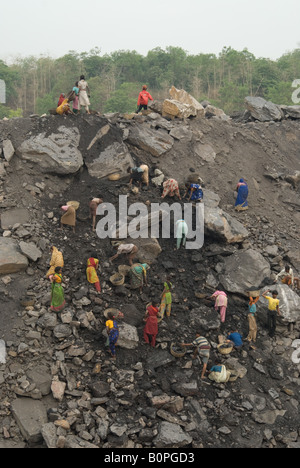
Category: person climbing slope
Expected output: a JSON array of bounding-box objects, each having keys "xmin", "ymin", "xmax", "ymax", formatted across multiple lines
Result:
[{"xmin": 136, "ymin": 85, "xmax": 153, "ymax": 113}]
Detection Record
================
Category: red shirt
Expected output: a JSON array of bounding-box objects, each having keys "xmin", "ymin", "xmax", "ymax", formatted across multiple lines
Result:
[{"xmin": 138, "ymin": 91, "xmax": 153, "ymax": 106}]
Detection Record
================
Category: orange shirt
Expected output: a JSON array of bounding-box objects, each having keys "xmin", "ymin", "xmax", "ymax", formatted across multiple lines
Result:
[{"xmin": 138, "ymin": 91, "xmax": 153, "ymax": 106}]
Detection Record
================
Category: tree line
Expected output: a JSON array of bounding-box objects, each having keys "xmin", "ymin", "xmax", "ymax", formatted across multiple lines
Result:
[{"xmin": 1, "ymin": 46, "xmax": 300, "ymax": 118}]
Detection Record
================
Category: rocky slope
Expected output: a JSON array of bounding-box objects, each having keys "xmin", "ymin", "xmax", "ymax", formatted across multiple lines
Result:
[{"xmin": 0, "ymin": 95, "xmax": 300, "ymax": 449}]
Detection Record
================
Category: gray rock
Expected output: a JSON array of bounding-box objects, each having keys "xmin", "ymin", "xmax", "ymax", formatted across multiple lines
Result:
[
  {"xmin": 26, "ymin": 365, "xmax": 52, "ymax": 396},
  {"xmin": 41, "ymin": 423, "xmax": 57, "ymax": 448},
  {"xmin": 154, "ymin": 422, "xmax": 192, "ymax": 448},
  {"xmin": 2, "ymin": 139, "xmax": 15, "ymax": 162},
  {"xmin": 281, "ymin": 105, "xmax": 300, "ymax": 119},
  {"xmin": 245, "ymin": 96, "xmax": 283, "ymax": 122},
  {"xmin": 17, "ymin": 126, "xmax": 83, "ymax": 174},
  {"xmin": 37, "ymin": 313, "xmax": 58, "ymax": 330},
  {"xmin": 1, "ymin": 208, "xmax": 30, "ymax": 230},
  {"xmin": 252, "ymin": 409, "xmax": 286, "ymax": 425},
  {"xmin": 127, "ymin": 123, "xmax": 174, "ymax": 157},
  {"xmin": 86, "ymin": 141, "xmax": 134, "ymax": 179},
  {"xmin": 11, "ymin": 398, "xmax": 48, "ymax": 445},
  {"xmin": 205, "ymin": 206, "xmax": 249, "ymax": 244},
  {"xmin": 53, "ymin": 324, "xmax": 72, "ymax": 340},
  {"xmin": 0, "ymin": 238, "xmax": 28, "ymax": 274},
  {"xmin": 19, "ymin": 241, "xmax": 42, "ymax": 262},
  {"xmin": 146, "ymin": 350, "xmax": 175, "ymax": 370},
  {"xmin": 219, "ymin": 249, "xmax": 271, "ymax": 295}
]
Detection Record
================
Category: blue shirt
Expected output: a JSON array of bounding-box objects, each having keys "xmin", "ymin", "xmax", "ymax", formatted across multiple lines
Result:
[
  {"xmin": 227, "ymin": 332, "xmax": 243, "ymax": 347},
  {"xmin": 189, "ymin": 184, "xmax": 203, "ymax": 201}
]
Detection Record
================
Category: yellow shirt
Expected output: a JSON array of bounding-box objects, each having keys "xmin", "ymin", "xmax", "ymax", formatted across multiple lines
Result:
[
  {"xmin": 106, "ymin": 320, "xmax": 114, "ymax": 329},
  {"xmin": 265, "ymin": 296, "xmax": 279, "ymax": 311}
]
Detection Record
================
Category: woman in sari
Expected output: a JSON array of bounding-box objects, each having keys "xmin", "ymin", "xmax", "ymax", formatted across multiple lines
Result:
[
  {"xmin": 46, "ymin": 246, "xmax": 64, "ymax": 279},
  {"xmin": 60, "ymin": 205, "xmax": 76, "ymax": 233},
  {"xmin": 129, "ymin": 263, "xmax": 149, "ymax": 293},
  {"xmin": 143, "ymin": 302, "xmax": 159, "ymax": 348},
  {"xmin": 209, "ymin": 290, "xmax": 228, "ymax": 328},
  {"xmin": 86, "ymin": 254, "xmax": 101, "ymax": 293},
  {"xmin": 56, "ymin": 98, "xmax": 74, "ymax": 116},
  {"xmin": 235, "ymin": 178, "xmax": 249, "ymax": 211},
  {"xmin": 50, "ymin": 267, "xmax": 66, "ymax": 312},
  {"xmin": 159, "ymin": 278, "xmax": 172, "ymax": 319},
  {"xmin": 106, "ymin": 312, "xmax": 119, "ymax": 359}
]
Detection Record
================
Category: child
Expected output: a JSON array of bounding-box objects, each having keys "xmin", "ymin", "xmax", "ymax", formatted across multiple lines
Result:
[{"xmin": 262, "ymin": 289, "xmax": 281, "ymax": 338}]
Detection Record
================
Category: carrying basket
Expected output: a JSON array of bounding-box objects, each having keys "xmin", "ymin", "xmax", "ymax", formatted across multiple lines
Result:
[
  {"xmin": 170, "ymin": 342, "xmax": 187, "ymax": 358},
  {"xmin": 67, "ymin": 200, "xmax": 80, "ymax": 210},
  {"xmin": 110, "ymin": 273, "xmax": 125, "ymax": 286},
  {"xmin": 108, "ymin": 173, "xmax": 121, "ymax": 181},
  {"xmin": 217, "ymin": 343, "xmax": 233, "ymax": 355}
]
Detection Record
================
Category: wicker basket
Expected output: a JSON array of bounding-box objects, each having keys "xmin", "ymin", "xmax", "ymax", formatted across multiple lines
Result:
[
  {"xmin": 217, "ymin": 343, "xmax": 233, "ymax": 355},
  {"xmin": 104, "ymin": 308, "xmax": 124, "ymax": 319},
  {"xmin": 108, "ymin": 173, "xmax": 121, "ymax": 181},
  {"xmin": 170, "ymin": 342, "xmax": 187, "ymax": 358},
  {"xmin": 67, "ymin": 200, "xmax": 80, "ymax": 210},
  {"xmin": 110, "ymin": 273, "xmax": 125, "ymax": 286}
]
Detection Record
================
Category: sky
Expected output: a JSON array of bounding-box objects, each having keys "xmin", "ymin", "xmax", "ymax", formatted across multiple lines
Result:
[{"xmin": 0, "ymin": 0, "xmax": 299, "ymax": 62}]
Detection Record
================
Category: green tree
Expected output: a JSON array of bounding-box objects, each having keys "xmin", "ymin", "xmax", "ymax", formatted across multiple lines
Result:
[
  {"xmin": 36, "ymin": 93, "xmax": 57, "ymax": 114},
  {"xmin": 266, "ymin": 82, "xmax": 294, "ymax": 105},
  {"xmin": 104, "ymin": 82, "xmax": 140, "ymax": 113}
]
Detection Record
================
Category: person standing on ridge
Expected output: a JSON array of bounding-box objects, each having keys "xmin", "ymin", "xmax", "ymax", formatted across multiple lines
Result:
[{"xmin": 136, "ymin": 85, "xmax": 153, "ymax": 113}]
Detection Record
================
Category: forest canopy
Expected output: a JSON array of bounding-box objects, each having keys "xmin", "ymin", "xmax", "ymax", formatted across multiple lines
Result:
[{"xmin": 0, "ymin": 46, "xmax": 300, "ymax": 117}]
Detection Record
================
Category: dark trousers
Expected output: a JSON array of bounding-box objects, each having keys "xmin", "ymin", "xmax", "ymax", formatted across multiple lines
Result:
[
  {"xmin": 136, "ymin": 104, "xmax": 148, "ymax": 113},
  {"xmin": 267, "ymin": 310, "xmax": 277, "ymax": 337}
]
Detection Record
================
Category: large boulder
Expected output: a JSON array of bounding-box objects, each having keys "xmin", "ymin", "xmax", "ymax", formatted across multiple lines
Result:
[
  {"xmin": 127, "ymin": 123, "xmax": 174, "ymax": 157},
  {"xmin": 219, "ymin": 249, "xmax": 271, "ymax": 295},
  {"xmin": 102, "ymin": 322, "xmax": 139, "ymax": 349},
  {"xmin": 132, "ymin": 237, "xmax": 162, "ymax": 265},
  {"xmin": 281, "ymin": 105, "xmax": 300, "ymax": 119},
  {"xmin": 0, "ymin": 238, "xmax": 28, "ymax": 274},
  {"xmin": 259, "ymin": 284, "xmax": 300, "ymax": 324},
  {"xmin": 1, "ymin": 208, "xmax": 30, "ymax": 230},
  {"xmin": 86, "ymin": 141, "xmax": 134, "ymax": 179},
  {"xmin": 166, "ymin": 86, "xmax": 205, "ymax": 118},
  {"xmin": 11, "ymin": 398, "xmax": 48, "ymax": 445},
  {"xmin": 17, "ymin": 126, "xmax": 83, "ymax": 174},
  {"xmin": 245, "ymin": 97, "xmax": 283, "ymax": 122},
  {"xmin": 204, "ymin": 207, "xmax": 249, "ymax": 244}
]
